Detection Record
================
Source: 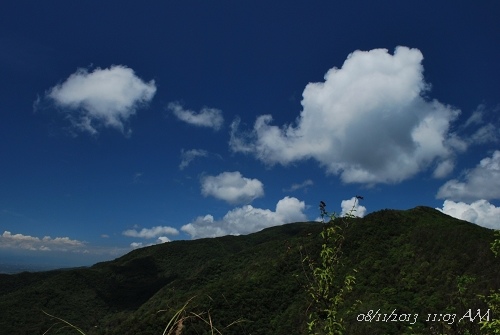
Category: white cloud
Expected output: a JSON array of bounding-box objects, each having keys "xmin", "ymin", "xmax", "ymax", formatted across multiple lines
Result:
[
  {"xmin": 46, "ymin": 65, "xmax": 156, "ymax": 135},
  {"xmin": 469, "ymin": 124, "xmax": 498, "ymax": 144},
  {"xmin": 437, "ymin": 199, "xmax": 500, "ymax": 230},
  {"xmin": 461, "ymin": 105, "xmax": 499, "ymax": 145},
  {"xmin": 464, "ymin": 108, "xmax": 485, "ymax": 128},
  {"xmin": 130, "ymin": 236, "xmax": 171, "ymax": 249},
  {"xmin": 230, "ymin": 47, "xmax": 465, "ymax": 184},
  {"xmin": 200, "ymin": 171, "xmax": 264, "ymax": 204},
  {"xmin": 283, "ymin": 179, "xmax": 314, "ymax": 192},
  {"xmin": 157, "ymin": 236, "xmax": 171, "ymax": 243},
  {"xmin": 437, "ymin": 150, "xmax": 500, "ymax": 201},
  {"xmin": 179, "ymin": 149, "xmax": 208, "ymax": 170},
  {"xmin": 0, "ymin": 231, "xmax": 85, "ymax": 252},
  {"xmin": 124, "ymin": 226, "xmax": 178, "ymax": 249},
  {"xmin": 433, "ymin": 159, "xmax": 455, "ymax": 179},
  {"xmin": 340, "ymin": 197, "xmax": 367, "ymax": 218},
  {"xmin": 133, "ymin": 172, "xmax": 143, "ymax": 183},
  {"xmin": 122, "ymin": 226, "xmax": 179, "ymax": 239},
  {"xmin": 181, "ymin": 196, "xmax": 307, "ymax": 239},
  {"xmin": 169, "ymin": 102, "xmax": 223, "ymax": 131}
]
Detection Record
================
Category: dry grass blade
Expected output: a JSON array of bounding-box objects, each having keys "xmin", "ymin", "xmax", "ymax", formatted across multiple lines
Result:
[
  {"xmin": 190, "ymin": 311, "xmax": 221, "ymax": 335},
  {"xmin": 158, "ymin": 296, "xmax": 195, "ymax": 335},
  {"xmin": 42, "ymin": 310, "xmax": 87, "ymax": 335},
  {"xmin": 158, "ymin": 296, "xmax": 247, "ymax": 335}
]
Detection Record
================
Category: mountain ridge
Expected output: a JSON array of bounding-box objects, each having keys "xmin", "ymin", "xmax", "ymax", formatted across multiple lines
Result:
[{"xmin": 0, "ymin": 206, "xmax": 498, "ymax": 334}]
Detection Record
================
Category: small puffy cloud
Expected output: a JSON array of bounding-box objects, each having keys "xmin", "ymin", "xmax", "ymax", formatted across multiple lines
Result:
[
  {"xmin": 130, "ymin": 236, "xmax": 171, "ymax": 249},
  {"xmin": 181, "ymin": 196, "xmax": 307, "ymax": 239},
  {"xmin": 436, "ymin": 199, "xmax": 500, "ymax": 230},
  {"xmin": 201, "ymin": 171, "xmax": 264, "ymax": 204},
  {"xmin": 437, "ymin": 150, "xmax": 500, "ymax": 201},
  {"xmin": 179, "ymin": 149, "xmax": 208, "ymax": 170},
  {"xmin": 46, "ymin": 65, "xmax": 156, "ymax": 135},
  {"xmin": 340, "ymin": 197, "xmax": 367, "ymax": 218},
  {"xmin": 157, "ymin": 236, "xmax": 171, "ymax": 243},
  {"xmin": 0, "ymin": 231, "xmax": 85, "ymax": 252},
  {"xmin": 122, "ymin": 226, "xmax": 179, "ymax": 239},
  {"xmin": 230, "ymin": 47, "xmax": 465, "ymax": 184},
  {"xmin": 283, "ymin": 179, "xmax": 314, "ymax": 192},
  {"xmin": 169, "ymin": 102, "xmax": 223, "ymax": 131}
]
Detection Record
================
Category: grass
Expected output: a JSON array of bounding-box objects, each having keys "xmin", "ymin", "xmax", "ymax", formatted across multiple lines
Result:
[
  {"xmin": 42, "ymin": 310, "xmax": 86, "ymax": 335},
  {"xmin": 43, "ymin": 295, "xmax": 246, "ymax": 335}
]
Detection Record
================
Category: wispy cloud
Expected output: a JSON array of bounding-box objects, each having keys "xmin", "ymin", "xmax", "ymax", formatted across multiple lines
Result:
[
  {"xmin": 437, "ymin": 150, "xmax": 500, "ymax": 202},
  {"xmin": 1, "ymin": 231, "xmax": 85, "ymax": 252},
  {"xmin": 230, "ymin": 47, "xmax": 466, "ymax": 185},
  {"xmin": 181, "ymin": 196, "xmax": 306, "ymax": 239},
  {"xmin": 283, "ymin": 179, "xmax": 313, "ymax": 192},
  {"xmin": 179, "ymin": 149, "xmax": 208, "ymax": 170},
  {"xmin": 200, "ymin": 171, "xmax": 264, "ymax": 204},
  {"xmin": 45, "ymin": 65, "xmax": 156, "ymax": 135},
  {"xmin": 169, "ymin": 102, "xmax": 223, "ymax": 131},
  {"xmin": 460, "ymin": 104, "xmax": 500, "ymax": 145}
]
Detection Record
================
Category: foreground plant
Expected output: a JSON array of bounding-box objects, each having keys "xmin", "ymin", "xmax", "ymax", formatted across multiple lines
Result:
[
  {"xmin": 303, "ymin": 198, "xmax": 362, "ymax": 335},
  {"xmin": 479, "ymin": 230, "xmax": 500, "ymax": 334}
]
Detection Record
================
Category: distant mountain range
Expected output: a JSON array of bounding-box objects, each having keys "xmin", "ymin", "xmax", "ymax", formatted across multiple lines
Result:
[
  {"xmin": 0, "ymin": 206, "xmax": 498, "ymax": 335},
  {"xmin": 0, "ymin": 262, "xmax": 74, "ymax": 275}
]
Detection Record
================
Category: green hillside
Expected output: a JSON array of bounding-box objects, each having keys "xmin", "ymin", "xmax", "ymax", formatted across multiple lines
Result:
[{"xmin": 0, "ymin": 206, "xmax": 498, "ymax": 334}]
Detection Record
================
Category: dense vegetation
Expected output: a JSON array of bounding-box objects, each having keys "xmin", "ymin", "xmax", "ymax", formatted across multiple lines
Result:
[{"xmin": 0, "ymin": 206, "xmax": 498, "ymax": 334}]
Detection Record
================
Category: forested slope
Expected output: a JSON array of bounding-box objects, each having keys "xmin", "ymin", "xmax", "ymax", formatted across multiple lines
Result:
[{"xmin": 0, "ymin": 206, "xmax": 498, "ymax": 335}]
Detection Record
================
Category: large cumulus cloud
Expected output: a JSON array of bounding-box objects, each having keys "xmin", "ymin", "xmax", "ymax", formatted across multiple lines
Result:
[{"xmin": 230, "ymin": 47, "xmax": 466, "ymax": 184}]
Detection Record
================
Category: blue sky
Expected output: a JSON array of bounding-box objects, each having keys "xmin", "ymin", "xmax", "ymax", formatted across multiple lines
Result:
[{"xmin": 1, "ymin": 1, "xmax": 499, "ymax": 268}]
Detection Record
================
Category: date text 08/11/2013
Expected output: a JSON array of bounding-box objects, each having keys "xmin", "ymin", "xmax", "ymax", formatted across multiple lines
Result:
[{"xmin": 356, "ymin": 309, "xmax": 491, "ymax": 325}]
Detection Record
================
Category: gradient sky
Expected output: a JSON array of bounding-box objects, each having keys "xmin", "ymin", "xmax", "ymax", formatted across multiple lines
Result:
[{"xmin": 1, "ymin": 1, "xmax": 499, "ymax": 268}]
